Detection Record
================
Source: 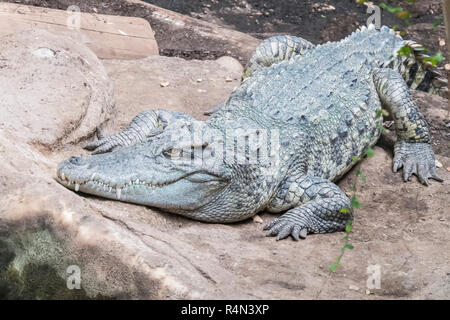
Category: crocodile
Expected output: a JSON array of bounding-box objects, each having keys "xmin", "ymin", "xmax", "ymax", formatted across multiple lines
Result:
[{"xmin": 56, "ymin": 25, "xmax": 445, "ymax": 241}]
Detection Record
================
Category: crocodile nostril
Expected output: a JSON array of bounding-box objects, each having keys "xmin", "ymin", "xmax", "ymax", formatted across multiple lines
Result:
[{"xmin": 69, "ymin": 156, "xmax": 82, "ymax": 165}]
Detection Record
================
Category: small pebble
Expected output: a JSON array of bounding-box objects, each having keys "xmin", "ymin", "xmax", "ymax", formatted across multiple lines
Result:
[
  {"xmin": 252, "ymin": 215, "xmax": 264, "ymax": 224},
  {"xmin": 160, "ymin": 81, "xmax": 170, "ymax": 87}
]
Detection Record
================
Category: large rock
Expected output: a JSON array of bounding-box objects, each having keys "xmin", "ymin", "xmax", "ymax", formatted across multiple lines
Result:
[
  {"xmin": 1, "ymin": 31, "xmax": 449, "ymax": 299},
  {"xmin": 0, "ymin": 29, "xmax": 115, "ymax": 147}
]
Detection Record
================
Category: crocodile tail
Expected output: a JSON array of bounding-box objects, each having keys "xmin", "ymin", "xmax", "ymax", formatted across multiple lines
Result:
[{"xmin": 384, "ymin": 40, "xmax": 448, "ymax": 97}]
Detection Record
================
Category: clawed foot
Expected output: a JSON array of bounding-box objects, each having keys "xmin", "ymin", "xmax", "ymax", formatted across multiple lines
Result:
[
  {"xmin": 393, "ymin": 141, "xmax": 443, "ymax": 185},
  {"xmin": 263, "ymin": 216, "xmax": 308, "ymax": 241},
  {"xmin": 84, "ymin": 126, "xmax": 162, "ymax": 155},
  {"xmin": 83, "ymin": 127, "xmax": 113, "ymax": 154}
]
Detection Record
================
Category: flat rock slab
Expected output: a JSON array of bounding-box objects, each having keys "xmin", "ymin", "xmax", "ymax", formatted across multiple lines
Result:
[
  {"xmin": 0, "ymin": 2, "xmax": 158, "ymax": 59},
  {"xmin": 1, "ymin": 31, "xmax": 449, "ymax": 299}
]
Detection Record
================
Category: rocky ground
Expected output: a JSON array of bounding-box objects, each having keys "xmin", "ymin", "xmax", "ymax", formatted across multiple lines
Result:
[{"xmin": 0, "ymin": 22, "xmax": 449, "ymax": 299}]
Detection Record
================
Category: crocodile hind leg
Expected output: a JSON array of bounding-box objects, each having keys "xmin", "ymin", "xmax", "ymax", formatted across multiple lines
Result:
[
  {"xmin": 373, "ymin": 68, "xmax": 443, "ymax": 185},
  {"xmin": 265, "ymin": 176, "xmax": 352, "ymax": 240},
  {"xmin": 242, "ymin": 35, "xmax": 315, "ymax": 80},
  {"xmin": 204, "ymin": 36, "xmax": 315, "ymax": 116},
  {"xmin": 84, "ymin": 109, "xmax": 194, "ymax": 154}
]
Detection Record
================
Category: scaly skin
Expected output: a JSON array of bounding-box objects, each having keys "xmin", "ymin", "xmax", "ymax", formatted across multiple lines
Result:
[{"xmin": 56, "ymin": 25, "xmax": 443, "ymax": 241}]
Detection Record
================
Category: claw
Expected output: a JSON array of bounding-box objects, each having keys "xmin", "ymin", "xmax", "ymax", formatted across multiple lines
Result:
[
  {"xmin": 84, "ymin": 139, "xmax": 102, "ymax": 151},
  {"xmin": 394, "ymin": 141, "xmax": 444, "ymax": 185},
  {"xmin": 393, "ymin": 160, "xmax": 402, "ymax": 173},
  {"xmin": 267, "ymin": 222, "xmax": 287, "ymax": 237},
  {"xmin": 291, "ymin": 226, "xmax": 300, "ymax": 241},
  {"xmin": 263, "ymin": 219, "xmax": 278, "ymax": 230},
  {"xmin": 299, "ymin": 228, "xmax": 307, "ymax": 239},
  {"xmin": 96, "ymin": 127, "xmax": 105, "ymax": 140},
  {"xmin": 417, "ymin": 164, "xmax": 429, "ymax": 186},
  {"xmin": 429, "ymin": 166, "xmax": 444, "ymax": 182},
  {"xmin": 431, "ymin": 173, "xmax": 444, "ymax": 182},
  {"xmin": 276, "ymin": 225, "xmax": 293, "ymax": 240}
]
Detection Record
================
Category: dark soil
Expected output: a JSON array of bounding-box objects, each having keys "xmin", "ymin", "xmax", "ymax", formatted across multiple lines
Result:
[{"xmin": 3, "ymin": 0, "xmax": 447, "ymax": 63}]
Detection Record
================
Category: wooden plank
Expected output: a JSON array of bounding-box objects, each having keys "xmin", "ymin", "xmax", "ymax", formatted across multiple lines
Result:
[{"xmin": 0, "ymin": 3, "xmax": 159, "ymax": 59}]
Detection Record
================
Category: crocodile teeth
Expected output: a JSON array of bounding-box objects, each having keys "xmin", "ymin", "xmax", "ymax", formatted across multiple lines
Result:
[
  {"xmin": 116, "ymin": 188, "xmax": 122, "ymax": 200},
  {"xmin": 61, "ymin": 172, "xmax": 66, "ymax": 181},
  {"xmin": 75, "ymin": 183, "xmax": 80, "ymax": 192}
]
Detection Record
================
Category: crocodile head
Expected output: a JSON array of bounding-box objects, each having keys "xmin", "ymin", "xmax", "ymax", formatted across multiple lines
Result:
[{"xmin": 55, "ymin": 120, "xmax": 280, "ymax": 222}]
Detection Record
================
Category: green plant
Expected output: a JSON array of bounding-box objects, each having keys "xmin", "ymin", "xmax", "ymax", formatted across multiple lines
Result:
[
  {"xmin": 329, "ymin": 109, "xmax": 387, "ymax": 272},
  {"xmin": 423, "ymin": 52, "xmax": 445, "ymax": 66},
  {"xmin": 379, "ymin": 2, "xmax": 411, "ymax": 26},
  {"xmin": 432, "ymin": 16, "xmax": 443, "ymax": 29}
]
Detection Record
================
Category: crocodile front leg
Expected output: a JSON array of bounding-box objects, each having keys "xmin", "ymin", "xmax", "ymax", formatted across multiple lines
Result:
[
  {"xmin": 84, "ymin": 109, "xmax": 194, "ymax": 154},
  {"xmin": 265, "ymin": 176, "xmax": 353, "ymax": 240},
  {"xmin": 373, "ymin": 68, "xmax": 443, "ymax": 185}
]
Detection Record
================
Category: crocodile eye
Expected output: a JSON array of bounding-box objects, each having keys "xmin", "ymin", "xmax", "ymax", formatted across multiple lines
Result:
[{"xmin": 164, "ymin": 148, "xmax": 181, "ymax": 159}]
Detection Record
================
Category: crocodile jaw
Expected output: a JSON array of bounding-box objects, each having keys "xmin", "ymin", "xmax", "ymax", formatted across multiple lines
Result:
[{"xmin": 55, "ymin": 146, "xmax": 228, "ymax": 212}]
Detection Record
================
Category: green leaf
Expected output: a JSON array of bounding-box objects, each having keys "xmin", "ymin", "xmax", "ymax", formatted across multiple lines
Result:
[
  {"xmin": 352, "ymin": 156, "xmax": 361, "ymax": 162},
  {"xmin": 360, "ymin": 174, "xmax": 366, "ymax": 184},
  {"xmin": 381, "ymin": 109, "xmax": 389, "ymax": 116},
  {"xmin": 375, "ymin": 109, "xmax": 382, "ymax": 118},
  {"xmin": 340, "ymin": 208, "xmax": 351, "ymax": 213},
  {"xmin": 344, "ymin": 244, "xmax": 355, "ymax": 250},
  {"xmin": 423, "ymin": 52, "xmax": 444, "ymax": 66},
  {"xmin": 329, "ymin": 263, "xmax": 340, "ymax": 272},
  {"xmin": 398, "ymin": 46, "xmax": 413, "ymax": 57},
  {"xmin": 377, "ymin": 125, "xmax": 387, "ymax": 132},
  {"xmin": 397, "ymin": 11, "xmax": 411, "ymax": 20},
  {"xmin": 345, "ymin": 224, "xmax": 353, "ymax": 233},
  {"xmin": 365, "ymin": 147, "xmax": 375, "ymax": 158},
  {"xmin": 341, "ymin": 235, "xmax": 349, "ymax": 241},
  {"xmin": 379, "ymin": 3, "xmax": 403, "ymax": 14},
  {"xmin": 433, "ymin": 16, "xmax": 443, "ymax": 29},
  {"xmin": 351, "ymin": 195, "xmax": 361, "ymax": 209}
]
